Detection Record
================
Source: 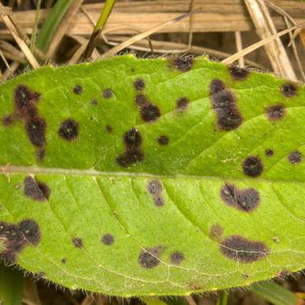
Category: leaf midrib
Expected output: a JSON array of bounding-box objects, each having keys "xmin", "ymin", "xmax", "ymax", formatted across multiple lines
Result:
[{"xmin": 1, "ymin": 165, "xmax": 304, "ymax": 184}]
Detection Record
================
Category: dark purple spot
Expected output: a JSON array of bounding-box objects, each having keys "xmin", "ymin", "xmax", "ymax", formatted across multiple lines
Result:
[
  {"xmin": 281, "ymin": 83, "xmax": 298, "ymax": 98},
  {"xmin": 14, "ymin": 84, "xmax": 40, "ymax": 116},
  {"xmin": 158, "ymin": 135, "xmax": 169, "ymax": 146},
  {"xmin": 221, "ymin": 235, "xmax": 269, "ymax": 263},
  {"xmin": 265, "ymin": 149, "xmax": 274, "ymax": 157},
  {"xmin": 102, "ymin": 233, "xmax": 114, "ymax": 245},
  {"xmin": 210, "ymin": 79, "xmax": 242, "ymax": 131},
  {"xmin": 72, "ymin": 237, "xmax": 83, "ymax": 248},
  {"xmin": 24, "ymin": 176, "xmax": 51, "ymax": 201},
  {"xmin": 170, "ymin": 251, "xmax": 184, "ymax": 265},
  {"xmin": 210, "ymin": 224, "xmax": 224, "ymax": 241},
  {"xmin": 229, "ymin": 66, "xmax": 249, "ymax": 80},
  {"xmin": 19, "ymin": 219, "xmax": 41, "ymax": 246},
  {"xmin": 266, "ymin": 104, "xmax": 285, "ymax": 121},
  {"xmin": 105, "ymin": 125, "xmax": 113, "ymax": 133},
  {"xmin": 138, "ymin": 247, "xmax": 162, "ymax": 269},
  {"xmin": 288, "ymin": 150, "xmax": 302, "ymax": 165},
  {"xmin": 73, "ymin": 85, "xmax": 83, "ymax": 95},
  {"xmin": 103, "ymin": 89, "xmax": 113, "ymax": 99},
  {"xmin": 141, "ymin": 104, "xmax": 161, "ymax": 122},
  {"xmin": 116, "ymin": 128, "xmax": 144, "ymax": 167},
  {"xmin": 172, "ymin": 57, "xmax": 193, "ymax": 72},
  {"xmin": 25, "ymin": 117, "xmax": 46, "ymax": 147},
  {"xmin": 116, "ymin": 151, "xmax": 144, "ymax": 168},
  {"xmin": 135, "ymin": 94, "xmax": 148, "ymax": 107},
  {"xmin": 124, "ymin": 128, "xmax": 142, "ymax": 149},
  {"xmin": 134, "ymin": 79, "xmax": 145, "ymax": 91},
  {"xmin": 0, "ymin": 219, "xmax": 41, "ymax": 264},
  {"xmin": 242, "ymin": 156, "xmax": 263, "ymax": 177},
  {"xmin": 58, "ymin": 119, "xmax": 79, "ymax": 141},
  {"xmin": 220, "ymin": 184, "xmax": 260, "ymax": 212},
  {"xmin": 147, "ymin": 180, "xmax": 164, "ymax": 207},
  {"xmin": 176, "ymin": 97, "xmax": 189, "ymax": 111}
]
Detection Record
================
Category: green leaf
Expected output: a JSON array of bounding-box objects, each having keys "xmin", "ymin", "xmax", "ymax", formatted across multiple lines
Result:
[{"xmin": 0, "ymin": 55, "xmax": 304, "ymax": 297}]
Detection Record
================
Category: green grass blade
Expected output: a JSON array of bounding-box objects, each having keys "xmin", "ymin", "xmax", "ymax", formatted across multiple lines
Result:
[
  {"xmin": 216, "ymin": 291, "xmax": 228, "ymax": 305},
  {"xmin": 35, "ymin": 0, "xmax": 73, "ymax": 53},
  {"xmin": 251, "ymin": 281, "xmax": 297, "ymax": 305},
  {"xmin": 0, "ymin": 264, "xmax": 23, "ymax": 305}
]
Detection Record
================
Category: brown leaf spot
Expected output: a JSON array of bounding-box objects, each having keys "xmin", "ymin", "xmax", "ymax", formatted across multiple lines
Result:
[
  {"xmin": 103, "ymin": 89, "xmax": 113, "ymax": 99},
  {"xmin": 24, "ymin": 176, "xmax": 51, "ymax": 201},
  {"xmin": 101, "ymin": 233, "xmax": 114, "ymax": 245},
  {"xmin": 220, "ymin": 184, "xmax": 260, "ymax": 212},
  {"xmin": 138, "ymin": 247, "xmax": 162, "ymax": 269},
  {"xmin": 221, "ymin": 235, "xmax": 269, "ymax": 263},
  {"xmin": 210, "ymin": 79, "xmax": 242, "ymax": 131},
  {"xmin": 170, "ymin": 251, "xmax": 184, "ymax": 265},
  {"xmin": 72, "ymin": 237, "xmax": 83, "ymax": 248},
  {"xmin": 228, "ymin": 66, "xmax": 249, "ymax": 80},
  {"xmin": 281, "ymin": 83, "xmax": 298, "ymax": 98},
  {"xmin": 242, "ymin": 156, "xmax": 264, "ymax": 177},
  {"xmin": 158, "ymin": 135, "xmax": 169, "ymax": 146},
  {"xmin": 288, "ymin": 150, "xmax": 302, "ymax": 165},
  {"xmin": 266, "ymin": 104, "xmax": 285, "ymax": 121},
  {"xmin": 73, "ymin": 85, "xmax": 83, "ymax": 95},
  {"xmin": 172, "ymin": 57, "xmax": 193, "ymax": 72},
  {"xmin": 58, "ymin": 119, "xmax": 79, "ymax": 141}
]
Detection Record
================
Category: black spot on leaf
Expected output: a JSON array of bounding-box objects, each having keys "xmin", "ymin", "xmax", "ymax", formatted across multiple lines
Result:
[
  {"xmin": 116, "ymin": 128, "xmax": 144, "ymax": 167},
  {"xmin": 220, "ymin": 184, "xmax": 260, "ymax": 212},
  {"xmin": 229, "ymin": 66, "xmax": 249, "ymax": 80},
  {"xmin": 72, "ymin": 237, "xmax": 83, "ymax": 248},
  {"xmin": 172, "ymin": 57, "xmax": 193, "ymax": 72},
  {"xmin": 25, "ymin": 117, "xmax": 46, "ymax": 147},
  {"xmin": 242, "ymin": 156, "xmax": 263, "ymax": 177},
  {"xmin": 0, "ymin": 219, "xmax": 41, "ymax": 264},
  {"xmin": 266, "ymin": 104, "xmax": 285, "ymax": 121},
  {"xmin": 141, "ymin": 104, "xmax": 161, "ymax": 122},
  {"xmin": 14, "ymin": 84, "xmax": 40, "ymax": 115},
  {"xmin": 134, "ymin": 79, "xmax": 145, "ymax": 91},
  {"xmin": 124, "ymin": 127, "xmax": 142, "ymax": 149},
  {"xmin": 61, "ymin": 258, "xmax": 67, "ymax": 264},
  {"xmin": 102, "ymin": 234, "xmax": 114, "ymax": 245},
  {"xmin": 170, "ymin": 251, "xmax": 184, "ymax": 265},
  {"xmin": 91, "ymin": 98, "xmax": 98, "ymax": 106},
  {"xmin": 138, "ymin": 247, "xmax": 162, "ymax": 269},
  {"xmin": 158, "ymin": 135, "xmax": 169, "ymax": 146},
  {"xmin": 116, "ymin": 151, "xmax": 144, "ymax": 168},
  {"xmin": 281, "ymin": 83, "xmax": 298, "ymax": 98},
  {"xmin": 135, "ymin": 94, "xmax": 148, "ymax": 107},
  {"xmin": 176, "ymin": 97, "xmax": 189, "ymax": 111},
  {"xmin": 58, "ymin": 119, "xmax": 79, "ymax": 141},
  {"xmin": 210, "ymin": 79, "xmax": 242, "ymax": 131},
  {"xmin": 19, "ymin": 219, "xmax": 41, "ymax": 246},
  {"xmin": 288, "ymin": 150, "xmax": 302, "ymax": 164},
  {"xmin": 103, "ymin": 89, "xmax": 113, "ymax": 98},
  {"xmin": 73, "ymin": 85, "xmax": 83, "ymax": 95},
  {"xmin": 24, "ymin": 176, "xmax": 51, "ymax": 201},
  {"xmin": 147, "ymin": 180, "xmax": 164, "ymax": 207},
  {"xmin": 265, "ymin": 149, "xmax": 274, "ymax": 157},
  {"xmin": 221, "ymin": 235, "xmax": 269, "ymax": 263}
]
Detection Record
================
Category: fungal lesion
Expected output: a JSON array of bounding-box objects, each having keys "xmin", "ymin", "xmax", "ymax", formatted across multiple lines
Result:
[
  {"xmin": 2, "ymin": 84, "xmax": 47, "ymax": 161},
  {"xmin": 0, "ymin": 219, "xmax": 41, "ymax": 264}
]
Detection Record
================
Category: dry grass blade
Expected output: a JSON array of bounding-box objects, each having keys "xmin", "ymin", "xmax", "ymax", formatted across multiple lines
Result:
[
  {"xmin": 0, "ymin": 4, "xmax": 39, "ymax": 69},
  {"xmin": 99, "ymin": 11, "xmax": 197, "ymax": 58},
  {"xmin": 244, "ymin": 0, "xmax": 296, "ymax": 80},
  {"xmin": 234, "ymin": 31, "xmax": 244, "ymax": 67},
  {"xmin": 222, "ymin": 23, "xmax": 305, "ymax": 69}
]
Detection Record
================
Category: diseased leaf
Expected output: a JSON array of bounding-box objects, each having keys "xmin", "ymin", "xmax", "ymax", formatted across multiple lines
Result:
[{"xmin": 0, "ymin": 55, "xmax": 304, "ymax": 296}]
